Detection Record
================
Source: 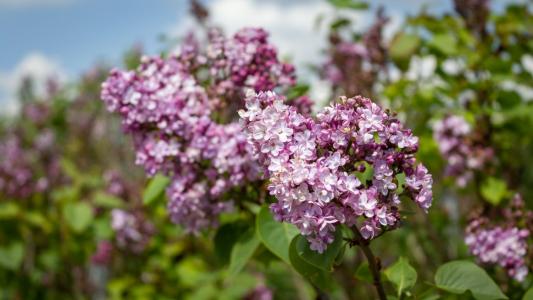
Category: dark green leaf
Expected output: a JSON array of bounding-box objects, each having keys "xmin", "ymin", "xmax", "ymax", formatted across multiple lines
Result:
[
  {"xmin": 93, "ymin": 192, "xmax": 124, "ymax": 208},
  {"xmin": 390, "ymin": 33, "xmax": 421, "ymax": 70},
  {"xmin": 0, "ymin": 242, "xmax": 24, "ymax": 270},
  {"xmin": 143, "ymin": 174, "xmax": 170, "ymax": 205},
  {"xmin": 384, "ymin": 257, "xmax": 417, "ymax": 297},
  {"xmin": 64, "ymin": 202, "xmax": 94, "ymax": 233},
  {"xmin": 523, "ymin": 287, "xmax": 533, "ymax": 300},
  {"xmin": 481, "ymin": 177, "xmax": 508, "ymax": 205},
  {"xmin": 429, "ymin": 33, "xmax": 458, "ymax": 55},
  {"xmin": 214, "ymin": 221, "xmax": 248, "ymax": 265},
  {"xmin": 256, "ymin": 205, "xmax": 299, "ymax": 264},
  {"xmin": 289, "ymin": 236, "xmax": 334, "ymax": 292},
  {"xmin": 435, "ymin": 260, "xmax": 508, "ymax": 300},
  {"xmin": 294, "ymin": 229, "xmax": 343, "ymax": 272},
  {"xmin": 355, "ymin": 261, "xmax": 372, "ymax": 283},
  {"xmin": 228, "ymin": 227, "xmax": 260, "ymax": 278}
]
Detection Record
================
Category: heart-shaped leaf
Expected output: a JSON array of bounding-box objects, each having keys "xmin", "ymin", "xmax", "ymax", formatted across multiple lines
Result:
[
  {"xmin": 294, "ymin": 229, "xmax": 343, "ymax": 272},
  {"xmin": 385, "ymin": 257, "xmax": 417, "ymax": 297},
  {"xmin": 435, "ymin": 260, "xmax": 508, "ymax": 300},
  {"xmin": 256, "ymin": 205, "xmax": 299, "ymax": 265},
  {"xmin": 289, "ymin": 236, "xmax": 334, "ymax": 292},
  {"xmin": 227, "ymin": 226, "xmax": 260, "ymax": 278}
]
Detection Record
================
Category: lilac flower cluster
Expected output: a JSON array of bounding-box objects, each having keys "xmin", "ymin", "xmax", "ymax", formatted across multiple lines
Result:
[
  {"xmin": 111, "ymin": 209, "xmax": 155, "ymax": 253},
  {"xmin": 433, "ymin": 115, "xmax": 493, "ymax": 187},
  {"xmin": 0, "ymin": 132, "xmax": 62, "ymax": 199},
  {"xmin": 101, "ymin": 27, "xmax": 306, "ymax": 233},
  {"xmin": 0, "ymin": 135, "xmax": 34, "ymax": 198},
  {"xmin": 465, "ymin": 194, "xmax": 531, "ymax": 281},
  {"xmin": 240, "ymin": 91, "xmax": 433, "ymax": 252}
]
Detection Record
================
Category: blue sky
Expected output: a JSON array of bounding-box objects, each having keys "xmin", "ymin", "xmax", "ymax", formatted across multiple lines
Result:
[
  {"xmin": 0, "ymin": 0, "xmax": 523, "ymax": 114},
  {"xmin": 0, "ymin": 0, "xmax": 186, "ymax": 74}
]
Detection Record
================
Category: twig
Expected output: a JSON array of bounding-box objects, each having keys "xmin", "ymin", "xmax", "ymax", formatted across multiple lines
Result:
[{"xmin": 351, "ymin": 227, "xmax": 387, "ymax": 300}]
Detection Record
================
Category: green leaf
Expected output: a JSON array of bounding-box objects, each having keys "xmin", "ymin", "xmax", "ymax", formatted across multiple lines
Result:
[
  {"xmin": 256, "ymin": 205, "xmax": 299, "ymax": 265},
  {"xmin": 384, "ymin": 257, "xmax": 417, "ymax": 297},
  {"xmin": 93, "ymin": 192, "xmax": 124, "ymax": 208},
  {"xmin": 64, "ymin": 202, "xmax": 94, "ymax": 233},
  {"xmin": 214, "ymin": 221, "xmax": 248, "ymax": 265},
  {"xmin": 327, "ymin": 0, "xmax": 368, "ymax": 10},
  {"xmin": 0, "ymin": 242, "xmax": 24, "ymax": 270},
  {"xmin": 480, "ymin": 177, "xmax": 508, "ymax": 205},
  {"xmin": 523, "ymin": 287, "xmax": 533, "ymax": 300},
  {"xmin": 227, "ymin": 227, "xmax": 260, "ymax": 278},
  {"xmin": 25, "ymin": 211, "xmax": 52, "ymax": 233},
  {"xmin": 430, "ymin": 33, "xmax": 458, "ymax": 55},
  {"xmin": 142, "ymin": 174, "xmax": 170, "ymax": 205},
  {"xmin": 355, "ymin": 261, "xmax": 372, "ymax": 283},
  {"xmin": 294, "ymin": 229, "xmax": 343, "ymax": 272},
  {"xmin": 435, "ymin": 260, "xmax": 508, "ymax": 300},
  {"xmin": 0, "ymin": 202, "xmax": 20, "ymax": 219},
  {"xmin": 289, "ymin": 236, "xmax": 334, "ymax": 292},
  {"xmin": 390, "ymin": 33, "xmax": 421, "ymax": 70}
]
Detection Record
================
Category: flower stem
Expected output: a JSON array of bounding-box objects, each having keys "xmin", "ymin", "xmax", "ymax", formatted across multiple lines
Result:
[{"xmin": 352, "ymin": 227, "xmax": 387, "ymax": 300}]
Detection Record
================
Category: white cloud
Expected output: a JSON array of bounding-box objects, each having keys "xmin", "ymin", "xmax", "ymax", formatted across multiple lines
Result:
[
  {"xmin": 0, "ymin": 0, "xmax": 73, "ymax": 8},
  {"xmin": 171, "ymin": 0, "xmax": 374, "ymax": 102},
  {"xmin": 0, "ymin": 52, "xmax": 67, "ymax": 115}
]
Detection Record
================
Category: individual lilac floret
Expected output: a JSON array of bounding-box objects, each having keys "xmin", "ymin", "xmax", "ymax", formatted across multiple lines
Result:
[
  {"xmin": 433, "ymin": 115, "xmax": 493, "ymax": 187},
  {"xmin": 101, "ymin": 27, "xmax": 304, "ymax": 233},
  {"xmin": 465, "ymin": 194, "xmax": 531, "ymax": 281},
  {"xmin": 240, "ymin": 91, "xmax": 432, "ymax": 252},
  {"xmin": 111, "ymin": 209, "xmax": 155, "ymax": 253}
]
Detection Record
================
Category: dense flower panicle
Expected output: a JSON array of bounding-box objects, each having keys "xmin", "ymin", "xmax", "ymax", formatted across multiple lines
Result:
[
  {"xmin": 101, "ymin": 27, "xmax": 306, "ymax": 233},
  {"xmin": 0, "ymin": 132, "xmax": 62, "ymax": 199},
  {"xmin": 240, "ymin": 91, "xmax": 432, "ymax": 252},
  {"xmin": 111, "ymin": 209, "xmax": 155, "ymax": 253},
  {"xmin": 465, "ymin": 194, "xmax": 532, "ymax": 281},
  {"xmin": 0, "ymin": 136, "xmax": 34, "ymax": 198},
  {"xmin": 433, "ymin": 115, "xmax": 493, "ymax": 187}
]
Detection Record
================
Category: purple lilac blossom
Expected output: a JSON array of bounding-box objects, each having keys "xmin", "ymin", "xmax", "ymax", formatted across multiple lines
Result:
[
  {"xmin": 240, "ymin": 91, "xmax": 432, "ymax": 252},
  {"xmin": 101, "ymin": 27, "xmax": 309, "ymax": 233},
  {"xmin": 465, "ymin": 194, "xmax": 532, "ymax": 281},
  {"xmin": 0, "ymin": 132, "xmax": 62, "ymax": 199},
  {"xmin": 433, "ymin": 115, "xmax": 493, "ymax": 187},
  {"xmin": 111, "ymin": 209, "xmax": 155, "ymax": 253},
  {"xmin": 0, "ymin": 135, "xmax": 34, "ymax": 198}
]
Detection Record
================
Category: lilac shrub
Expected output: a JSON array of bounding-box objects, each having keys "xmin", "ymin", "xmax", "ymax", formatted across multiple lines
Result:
[
  {"xmin": 465, "ymin": 195, "xmax": 532, "ymax": 281},
  {"xmin": 240, "ymin": 91, "xmax": 432, "ymax": 252},
  {"xmin": 101, "ymin": 27, "xmax": 310, "ymax": 233}
]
